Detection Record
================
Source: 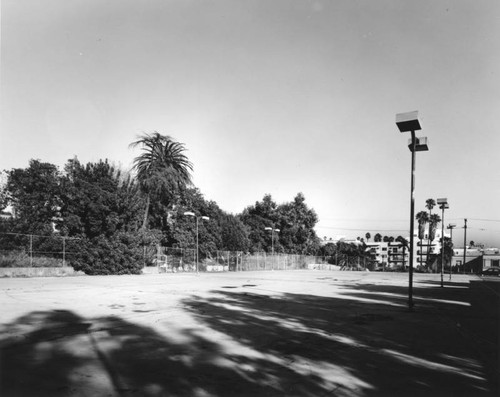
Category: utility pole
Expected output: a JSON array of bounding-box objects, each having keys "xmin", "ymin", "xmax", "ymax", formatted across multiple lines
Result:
[{"xmin": 463, "ymin": 218, "xmax": 467, "ymax": 274}]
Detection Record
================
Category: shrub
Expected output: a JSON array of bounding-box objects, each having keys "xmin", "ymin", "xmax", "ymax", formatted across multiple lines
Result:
[
  {"xmin": 70, "ymin": 232, "xmax": 145, "ymax": 275},
  {"xmin": 0, "ymin": 252, "xmax": 63, "ymax": 268}
]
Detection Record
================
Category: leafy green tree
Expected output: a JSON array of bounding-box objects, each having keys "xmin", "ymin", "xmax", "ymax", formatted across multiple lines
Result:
[
  {"xmin": 319, "ymin": 242, "xmax": 337, "ymax": 264},
  {"xmin": 59, "ymin": 159, "xmax": 143, "ymax": 239},
  {"xmin": 240, "ymin": 193, "xmax": 320, "ymax": 254},
  {"xmin": 130, "ymin": 133, "xmax": 193, "ymax": 230},
  {"xmin": 335, "ymin": 241, "xmax": 368, "ymax": 269},
  {"xmin": 219, "ymin": 214, "xmax": 250, "ymax": 252},
  {"xmin": 374, "ymin": 233, "xmax": 382, "ymax": 242},
  {"xmin": 240, "ymin": 194, "xmax": 279, "ymax": 253},
  {"xmin": 71, "ymin": 231, "xmax": 145, "ymax": 275},
  {"xmin": 0, "ymin": 171, "xmax": 8, "ymax": 211},
  {"xmin": 4, "ymin": 160, "xmax": 61, "ymax": 234},
  {"xmin": 166, "ymin": 187, "xmax": 225, "ymax": 259},
  {"xmin": 276, "ymin": 193, "xmax": 320, "ymax": 255},
  {"xmin": 439, "ymin": 236, "xmax": 454, "ymax": 273}
]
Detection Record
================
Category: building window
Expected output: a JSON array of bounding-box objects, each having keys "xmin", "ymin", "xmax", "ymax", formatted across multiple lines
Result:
[{"xmin": 492, "ymin": 259, "xmax": 500, "ymax": 267}]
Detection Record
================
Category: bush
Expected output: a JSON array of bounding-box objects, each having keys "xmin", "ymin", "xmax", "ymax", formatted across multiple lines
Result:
[
  {"xmin": 70, "ymin": 232, "xmax": 145, "ymax": 275},
  {"xmin": 0, "ymin": 252, "xmax": 63, "ymax": 268}
]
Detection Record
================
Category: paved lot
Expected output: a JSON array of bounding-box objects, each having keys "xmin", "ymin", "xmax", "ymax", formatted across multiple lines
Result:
[{"xmin": 1, "ymin": 270, "xmax": 499, "ymax": 396}]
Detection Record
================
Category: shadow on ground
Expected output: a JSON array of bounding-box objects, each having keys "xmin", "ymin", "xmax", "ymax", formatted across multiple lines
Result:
[{"xmin": 0, "ymin": 278, "xmax": 498, "ymax": 396}]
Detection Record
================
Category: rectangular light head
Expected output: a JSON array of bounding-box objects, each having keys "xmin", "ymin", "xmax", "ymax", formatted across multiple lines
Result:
[
  {"xmin": 447, "ymin": 224, "xmax": 456, "ymax": 228},
  {"xmin": 396, "ymin": 110, "xmax": 421, "ymax": 132},
  {"xmin": 436, "ymin": 198, "xmax": 448, "ymax": 205},
  {"xmin": 408, "ymin": 136, "xmax": 429, "ymax": 152}
]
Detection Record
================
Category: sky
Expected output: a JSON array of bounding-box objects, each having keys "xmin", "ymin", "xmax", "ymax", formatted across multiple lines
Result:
[{"xmin": 1, "ymin": 0, "xmax": 500, "ymax": 247}]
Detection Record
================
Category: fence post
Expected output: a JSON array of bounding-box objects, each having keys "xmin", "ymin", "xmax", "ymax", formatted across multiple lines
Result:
[
  {"xmin": 62, "ymin": 237, "xmax": 66, "ymax": 267},
  {"xmin": 30, "ymin": 234, "xmax": 33, "ymax": 267}
]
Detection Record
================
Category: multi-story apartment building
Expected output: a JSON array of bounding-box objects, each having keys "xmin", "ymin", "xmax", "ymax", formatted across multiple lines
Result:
[
  {"xmin": 365, "ymin": 241, "xmax": 409, "ymax": 270},
  {"xmin": 411, "ymin": 228, "xmax": 449, "ymax": 269},
  {"xmin": 388, "ymin": 241, "xmax": 409, "ymax": 269}
]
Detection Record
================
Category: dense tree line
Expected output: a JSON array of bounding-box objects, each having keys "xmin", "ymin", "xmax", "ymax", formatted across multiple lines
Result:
[{"xmin": 0, "ymin": 134, "xmax": 321, "ymax": 274}]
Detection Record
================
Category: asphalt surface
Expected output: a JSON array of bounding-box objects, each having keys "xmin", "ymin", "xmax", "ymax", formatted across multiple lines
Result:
[{"xmin": 1, "ymin": 270, "xmax": 498, "ymax": 396}]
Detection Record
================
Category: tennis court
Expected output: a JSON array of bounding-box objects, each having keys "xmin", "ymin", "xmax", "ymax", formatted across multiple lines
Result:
[{"xmin": 1, "ymin": 270, "xmax": 498, "ymax": 396}]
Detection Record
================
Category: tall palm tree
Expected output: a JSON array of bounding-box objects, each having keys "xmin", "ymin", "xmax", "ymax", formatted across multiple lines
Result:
[
  {"xmin": 365, "ymin": 232, "xmax": 371, "ymax": 242},
  {"xmin": 396, "ymin": 235, "xmax": 408, "ymax": 270},
  {"xmin": 428, "ymin": 214, "xmax": 441, "ymax": 242},
  {"xmin": 425, "ymin": 198, "xmax": 436, "ymax": 217},
  {"xmin": 130, "ymin": 132, "xmax": 193, "ymax": 229},
  {"xmin": 425, "ymin": 198, "xmax": 436, "ymax": 265},
  {"xmin": 427, "ymin": 213, "xmax": 442, "ymax": 270},
  {"xmin": 415, "ymin": 211, "xmax": 429, "ymax": 267}
]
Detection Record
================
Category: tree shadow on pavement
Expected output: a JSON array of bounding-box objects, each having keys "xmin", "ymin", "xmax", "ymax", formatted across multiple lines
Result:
[
  {"xmin": 0, "ymin": 280, "xmax": 497, "ymax": 397},
  {"xmin": 1, "ymin": 310, "xmax": 280, "ymax": 397},
  {"xmin": 181, "ymin": 286, "xmax": 497, "ymax": 396},
  {"xmin": 337, "ymin": 278, "xmax": 499, "ymax": 394}
]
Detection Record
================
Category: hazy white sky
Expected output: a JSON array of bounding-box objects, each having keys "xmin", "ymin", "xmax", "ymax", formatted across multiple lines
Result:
[{"xmin": 2, "ymin": 0, "xmax": 500, "ymax": 246}]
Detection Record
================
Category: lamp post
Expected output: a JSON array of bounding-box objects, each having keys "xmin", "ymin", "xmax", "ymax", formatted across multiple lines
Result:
[
  {"xmin": 184, "ymin": 211, "xmax": 210, "ymax": 274},
  {"xmin": 396, "ymin": 110, "xmax": 429, "ymax": 311},
  {"xmin": 463, "ymin": 218, "xmax": 467, "ymax": 274},
  {"xmin": 437, "ymin": 198, "xmax": 449, "ymax": 287},
  {"xmin": 264, "ymin": 226, "xmax": 280, "ymax": 256},
  {"xmin": 447, "ymin": 223, "xmax": 456, "ymax": 280}
]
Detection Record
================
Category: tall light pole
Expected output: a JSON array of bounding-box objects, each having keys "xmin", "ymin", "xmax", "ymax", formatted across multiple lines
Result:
[
  {"xmin": 447, "ymin": 223, "xmax": 456, "ymax": 280},
  {"xmin": 463, "ymin": 218, "xmax": 467, "ymax": 274},
  {"xmin": 184, "ymin": 211, "xmax": 210, "ymax": 274},
  {"xmin": 396, "ymin": 111, "xmax": 429, "ymax": 311},
  {"xmin": 264, "ymin": 226, "xmax": 280, "ymax": 256}
]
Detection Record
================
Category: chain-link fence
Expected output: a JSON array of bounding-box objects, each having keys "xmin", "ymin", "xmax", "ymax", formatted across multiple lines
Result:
[
  {"xmin": 154, "ymin": 246, "xmax": 197, "ymax": 273},
  {"xmin": 0, "ymin": 233, "xmax": 80, "ymax": 267},
  {"xmin": 153, "ymin": 247, "xmax": 324, "ymax": 273},
  {"xmin": 1, "ymin": 235, "xmax": 327, "ymax": 273}
]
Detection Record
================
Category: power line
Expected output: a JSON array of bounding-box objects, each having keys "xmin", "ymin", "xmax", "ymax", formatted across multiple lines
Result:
[
  {"xmin": 316, "ymin": 226, "xmax": 407, "ymax": 232},
  {"xmin": 448, "ymin": 218, "xmax": 500, "ymax": 223}
]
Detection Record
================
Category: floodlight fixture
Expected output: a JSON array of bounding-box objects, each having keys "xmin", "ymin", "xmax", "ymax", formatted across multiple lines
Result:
[
  {"xmin": 184, "ymin": 211, "xmax": 195, "ymax": 217},
  {"xmin": 264, "ymin": 226, "xmax": 280, "ymax": 255},
  {"xmin": 407, "ymin": 136, "xmax": 429, "ymax": 152},
  {"xmin": 396, "ymin": 111, "xmax": 421, "ymax": 133}
]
